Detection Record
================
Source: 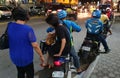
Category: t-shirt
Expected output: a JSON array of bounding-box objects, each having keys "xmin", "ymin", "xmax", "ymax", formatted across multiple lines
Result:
[
  {"xmin": 48, "ymin": 25, "xmax": 71, "ymax": 56},
  {"xmin": 7, "ymin": 22, "xmax": 36, "ymax": 67},
  {"xmin": 100, "ymin": 14, "xmax": 109, "ymax": 24}
]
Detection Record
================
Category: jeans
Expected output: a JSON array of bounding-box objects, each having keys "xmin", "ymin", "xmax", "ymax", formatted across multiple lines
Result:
[
  {"xmin": 70, "ymin": 46, "xmax": 80, "ymax": 69},
  {"xmin": 87, "ymin": 33, "xmax": 109, "ymax": 51},
  {"xmin": 16, "ymin": 62, "xmax": 34, "ymax": 78}
]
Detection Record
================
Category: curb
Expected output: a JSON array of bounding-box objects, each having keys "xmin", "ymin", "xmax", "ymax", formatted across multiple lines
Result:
[{"xmin": 74, "ymin": 55, "xmax": 100, "ymax": 78}]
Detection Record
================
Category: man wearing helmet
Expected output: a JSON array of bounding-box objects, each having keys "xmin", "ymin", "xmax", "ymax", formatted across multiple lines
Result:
[
  {"xmin": 85, "ymin": 10, "xmax": 111, "ymax": 53},
  {"xmin": 46, "ymin": 10, "xmax": 83, "ymax": 73}
]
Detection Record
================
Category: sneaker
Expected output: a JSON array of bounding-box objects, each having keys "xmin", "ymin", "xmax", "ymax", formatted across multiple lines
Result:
[
  {"xmin": 70, "ymin": 65, "xmax": 76, "ymax": 69},
  {"xmin": 105, "ymin": 49, "xmax": 111, "ymax": 53}
]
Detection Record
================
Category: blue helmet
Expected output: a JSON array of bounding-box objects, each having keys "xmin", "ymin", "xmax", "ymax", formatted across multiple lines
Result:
[
  {"xmin": 57, "ymin": 10, "xmax": 67, "ymax": 19},
  {"xmin": 92, "ymin": 10, "xmax": 101, "ymax": 18}
]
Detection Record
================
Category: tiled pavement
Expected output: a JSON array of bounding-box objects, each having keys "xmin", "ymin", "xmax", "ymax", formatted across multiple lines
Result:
[
  {"xmin": 89, "ymin": 50, "xmax": 120, "ymax": 78},
  {"xmin": 89, "ymin": 23, "xmax": 120, "ymax": 78}
]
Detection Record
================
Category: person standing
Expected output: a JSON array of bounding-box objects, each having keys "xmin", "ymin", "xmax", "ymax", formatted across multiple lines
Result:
[{"xmin": 7, "ymin": 7, "xmax": 45, "ymax": 78}]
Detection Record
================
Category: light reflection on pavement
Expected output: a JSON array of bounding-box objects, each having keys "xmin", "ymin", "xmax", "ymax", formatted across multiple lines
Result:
[{"xmin": 77, "ymin": 13, "xmax": 91, "ymax": 18}]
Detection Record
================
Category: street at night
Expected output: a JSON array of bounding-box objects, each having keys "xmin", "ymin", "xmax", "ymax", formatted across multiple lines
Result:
[{"xmin": 0, "ymin": 12, "xmax": 120, "ymax": 78}]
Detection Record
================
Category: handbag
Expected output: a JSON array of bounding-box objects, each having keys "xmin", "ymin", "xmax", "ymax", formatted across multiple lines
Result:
[{"xmin": 0, "ymin": 25, "xmax": 9, "ymax": 50}]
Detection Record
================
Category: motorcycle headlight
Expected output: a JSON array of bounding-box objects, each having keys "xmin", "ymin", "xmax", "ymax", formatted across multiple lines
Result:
[{"xmin": 51, "ymin": 11, "xmax": 57, "ymax": 14}]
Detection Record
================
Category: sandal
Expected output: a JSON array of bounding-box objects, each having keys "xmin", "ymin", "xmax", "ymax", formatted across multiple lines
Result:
[{"xmin": 76, "ymin": 68, "xmax": 83, "ymax": 74}]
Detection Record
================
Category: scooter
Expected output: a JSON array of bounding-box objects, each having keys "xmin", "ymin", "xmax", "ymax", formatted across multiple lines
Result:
[
  {"xmin": 40, "ymin": 40, "xmax": 72, "ymax": 78},
  {"xmin": 78, "ymin": 37, "xmax": 100, "ymax": 70},
  {"xmin": 51, "ymin": 56, "xmax": 71, "ymax": 78}
]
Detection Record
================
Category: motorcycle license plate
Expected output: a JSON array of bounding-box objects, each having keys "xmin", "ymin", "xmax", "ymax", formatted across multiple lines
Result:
[
  {"xmin": 82, "ymin": 46, "xmax": 91, "ymax": 51},
  {"xmin": 52, "ymin": 71, "xmax": 64, "ymax": 78}
]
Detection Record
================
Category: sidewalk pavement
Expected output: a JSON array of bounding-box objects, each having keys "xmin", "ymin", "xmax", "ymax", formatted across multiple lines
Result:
[
  {"xmin": 89, "ymin": 53, "xmax": 120, "ymax": 78},
  {"xmin": 82, "ymin": 23, "xmax": 120, "ymax": 78}
]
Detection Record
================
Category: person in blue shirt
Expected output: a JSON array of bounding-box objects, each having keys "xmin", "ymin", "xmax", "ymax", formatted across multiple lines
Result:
[
  {"xmin": 47, "ymin": 10, "xmax": 82, "ymax": 73},
  {"xmin": 85, "ymin": 10, "xmax": 111, "ymax": 53},
  {"xmin": 7, "ymin": 7, "xmax": 45, "ymax": 78}
]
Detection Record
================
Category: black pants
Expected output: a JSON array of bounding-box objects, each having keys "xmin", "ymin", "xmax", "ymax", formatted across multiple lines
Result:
[{"xmin": 16, "ymin": 62, "xmax": 34, "ymax": 78}]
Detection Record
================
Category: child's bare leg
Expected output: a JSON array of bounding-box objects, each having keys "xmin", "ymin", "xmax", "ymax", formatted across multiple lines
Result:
[{"xmin": 40, "ymin": 52, "xmax": 49, "ymax": 67}]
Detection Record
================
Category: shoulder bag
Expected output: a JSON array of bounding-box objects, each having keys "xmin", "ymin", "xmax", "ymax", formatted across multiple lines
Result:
[{"xmin": 0, "ymin": 25, "xmax": 9, "ymax": 50}]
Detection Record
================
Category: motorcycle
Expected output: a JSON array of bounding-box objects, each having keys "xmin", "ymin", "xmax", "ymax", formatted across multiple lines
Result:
[
  {"xmin": 40, "ymin": 40, "xmax": 72, "ymax": 78},
  {"xmin": 51, "ymin": 56, "xmax": 71, "ymax": 78},
  {"xmin": 78, "ymin": 37, "xmax": 100, "ymax": 71}
]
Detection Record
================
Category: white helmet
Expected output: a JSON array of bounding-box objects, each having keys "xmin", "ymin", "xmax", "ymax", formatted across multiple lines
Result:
[{"xmin": 106, "ymin": 7, "xmax": 111, "ymax": 11}]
